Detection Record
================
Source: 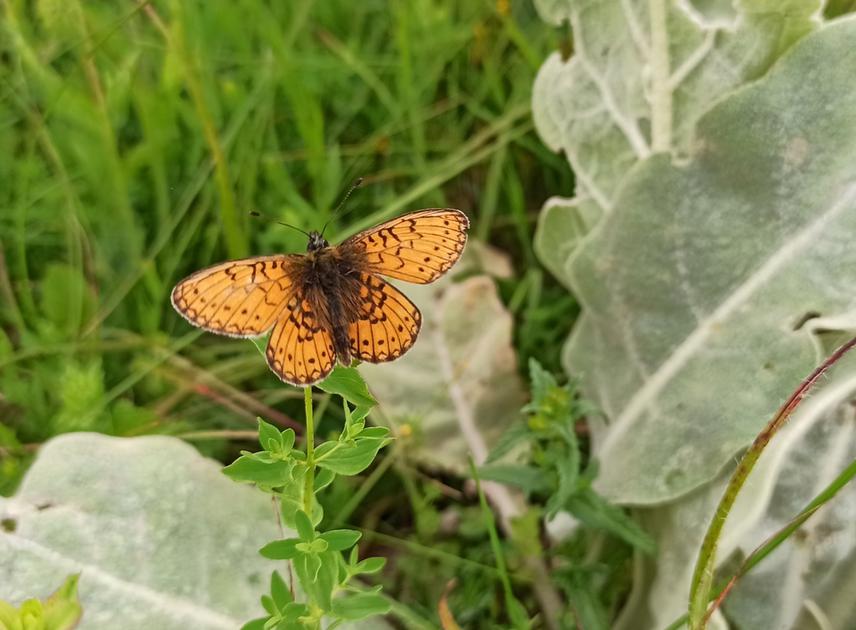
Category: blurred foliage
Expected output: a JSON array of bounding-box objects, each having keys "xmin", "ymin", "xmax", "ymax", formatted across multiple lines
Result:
[{"xmin": 826, "ymin": 0, "xmax": 856, "ymax": 17}]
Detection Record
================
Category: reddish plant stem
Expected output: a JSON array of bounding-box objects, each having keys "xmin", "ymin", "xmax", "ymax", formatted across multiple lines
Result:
[{"xmin": 689, "ymin": 335, "xmax": 856, "ymax": 628}]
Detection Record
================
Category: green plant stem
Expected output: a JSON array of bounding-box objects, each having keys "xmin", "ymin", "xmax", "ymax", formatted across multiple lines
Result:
[
  {"xmin": 687, "ymin": 335, "xmax": 856, "ymax": 629},
  {"xmin": 703, "ymin": 453, "xmax": 856, "ymax": 623},
  {"xmin": 359, "ymin": 529, "xmax": 515, "ymax": 580},
  {"xmin": 664, "ymin": 454, "xmax": 856, "ymax": 630},
  {"xmin": 303, "ymin": 386, "xmax": 315, "ymax": 516},
  {"xmin": 470, "ymin": 458, "xmax": 524, "ymax": 630}
]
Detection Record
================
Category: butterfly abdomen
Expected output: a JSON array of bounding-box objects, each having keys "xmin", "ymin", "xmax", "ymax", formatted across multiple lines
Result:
[{"xmin": 300, "ymin": 247, "xmax": 366, "ymax": 367}]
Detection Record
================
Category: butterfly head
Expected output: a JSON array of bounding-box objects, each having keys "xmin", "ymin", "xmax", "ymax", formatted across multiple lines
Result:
[{"xmin": 306, "ymin": 231, "xmax": 329, "ymax": 252}]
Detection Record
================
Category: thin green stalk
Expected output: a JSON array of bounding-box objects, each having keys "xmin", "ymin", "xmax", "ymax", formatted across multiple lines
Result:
[
  {"xmin": 382, "ymin": 595, "xmax": 439, "ymax": 630},
  {"xmin": 359, "ymin": 529, "xmax": 515, "ymax": 580},
  {"xmin": 702, "ymin": 453, "xmax": 856, "ymax": 624},
  {"xmin": 303, "ymin": 385, "xmax": 315, "ymax": 516},
  {"xmin": 470, "ymin": 458, "xmax": 524, "ymax": 630},
  {"xmin": 688, "ymin": 335, "xmax": 856, "ymax": 629},
  {"xmin": 664, "ymin": 454, "xmax": 856, "ymax": 630}
]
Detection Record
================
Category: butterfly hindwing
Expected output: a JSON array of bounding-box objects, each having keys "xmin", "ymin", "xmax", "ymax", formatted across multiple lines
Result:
[
  {"xmin": 171, "ymin": 255, "xmax": 298, "ymax": 337},
  {"xmin": 343, "ymin": 208, "xmax": 469, "ymax": 284},
  {"xmin": 348, "ymin": 273, "xmax": 421, "ymax": 363},
  {"xmin": 266, "ymin": 291, "xmax": 336, "ymax": 386}
]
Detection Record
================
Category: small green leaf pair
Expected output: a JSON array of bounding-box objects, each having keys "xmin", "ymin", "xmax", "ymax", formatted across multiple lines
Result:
[{"xmin": 260, "ymin": 511, "xmax": 361, "ymax": 560}]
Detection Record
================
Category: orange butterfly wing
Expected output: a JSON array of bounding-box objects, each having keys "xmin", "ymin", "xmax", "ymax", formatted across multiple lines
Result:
[
  {"xmin": 347, "ymin": 273, "xmax": 421, "ymax": 363},
  {"xmin": 171, "ymin": 255, "xmax": 299, "ymax": 337},
  {"xmin": 343, "ymin": 208, "xmax": 469, "ymax": 284},
  {"xmin": 266, "ymin": 292, "xmax": 336, "ymax": 386},
  {"xmin": 173, "ymin": 208, "xmax": 469, "ymax": 383}
]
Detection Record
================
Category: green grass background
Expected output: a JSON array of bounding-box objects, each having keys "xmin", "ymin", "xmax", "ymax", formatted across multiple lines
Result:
[{"xmin": 1, "ymin": 0, "xmax": 579, "ymax": 625}]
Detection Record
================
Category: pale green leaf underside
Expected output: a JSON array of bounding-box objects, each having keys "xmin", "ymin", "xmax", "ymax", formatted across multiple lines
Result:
[
  {"xmin": 0, "ymin": 434, "xmax": 280, "ymax": 629},
  {"xmin": 566, "ymin": 17, "xmax": 856, "ymax": 503},
  {"xmin": 533, "ymin": 0, "xmax": 821, "ymax": 277},
  {"xmin": 0, "ymin": 434, "xmax": 388, "ymax": 630}
]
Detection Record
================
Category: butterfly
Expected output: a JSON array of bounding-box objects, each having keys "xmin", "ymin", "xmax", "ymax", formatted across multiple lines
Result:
[{"xmin": 171, "ymin": 208, "xmax": 469, "ymax": 386}]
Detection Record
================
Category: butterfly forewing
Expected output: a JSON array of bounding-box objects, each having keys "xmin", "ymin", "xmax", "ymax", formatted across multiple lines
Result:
[
  {"xmin": 266, "ymin": 292, "xmax": 336, "ymax": 385},
  {"xmin": 171, "ymin": 255, "xmax": 299, "ymax": 337},
  {"xmin": 348, "ymin": 273, "xmax": 421, "ymax": 363},
  {"xmin": 343, "ymin": 208, "xmax": 469, "ymax": 284}
]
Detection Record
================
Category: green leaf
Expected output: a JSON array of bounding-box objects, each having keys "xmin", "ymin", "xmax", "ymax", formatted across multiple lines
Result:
[
  {"xmin": 346, "ymin": 417, "xmax": 365, "ymax": 439},
  {"xmin": 358, "ymin": 427, "xmax": 389, "ymax": 439},
  {"xmin": 485, "ymin": 421, "xmax": 531, "ymax": 464},
  {"xmin": 302, "ymin": 539, "xmax": 328, "ymax": 554},
  {"xmin": 258, "ymin": 418, "xmax": 282, "ymax": 453},
  {"xmin": 53, "ymin": 359, "xmax": 107, "ymax": 433},
  {"xmin": 307, "ymin": 551, "xmax": 323, "ymax": 582},
  {"xmin": 478, "ymin": 464, "xmax": 549, "ymax": 494},
  {"xmin": 294, "ymin": 510, "xmax": 314, "ymax": 541},
  {"xmin": 534, "ymin": 0, "xmax": 845, "ymax": 506},
  {"xmin": 528, "ymin": 358, "xmax": 557, "ymax": 405},
  {"xmin": 38, "ymin": 263, "xmax": 94, "ymax": 337},
  {"xmin": 1, "ymin": 434, "xmax": 279, "ymax": 625},
  {"xmin": 277, "ymin": 466, "xmax": 322, "ymax": 530},
  {"xmin": 222, "ymin": 455, "xmax": 292, "ymax": 486},
  {"xmin": 281, "ymin": 601, "xmax": 310, "ymax": 621},
  {"xmin": 269, "ymin": 571, "xmax": 292, "ymax": 608},
  {"xmin": 316, "ymin": 436, "xmax": 391, "ymax": 476},
  {"xmin": 507, "ymin": 596, "xmax": 530, "ymax": 629},
  {"xmin": 294, "ymin": 552, "xmax": 337, "ymax": 612},
  {"xmin": 319, "ymin": 529, "xmax": 361, "ymax": 551},
  {"xmin": 330, "ymin": 592, "xmax": 391, "ymax": 620},
  {"xmin": 314, "ymin": 467, "xmax": 335, "ymax": 492},
  {"xmin": 350, "ymin": 405, "xmax": 372, "ymax": 424},
  {"xmin": 249, "ymin": 337, "xmax": 267, "ymax": 357},
  {"xmin": 279, "ymin": 429, "xmax": 296, "ymax": 453},
  {"xmin": 352, "ymin": 557, "xmax": 386, "ymax": 575},
  {"xmin": 558, "ymin": 571, "xmax": 609, "ymax": 630},
  {"xmin": 239, "ymin": 617, "xmax": 267, "ymax": 630},
  {"xmin": 21, "ymin": 573, "xmax": 82, "ymax": 630},
  {"xmin": 261, "ymin": 594, "xmax": 276, "ymax": 615},
  {"xmin": 259, "ymin": 538, "xmax": 301, "ymax": 560},
  {"xmin": 545, "ymin": 448, "xmax": 580, "ymax": 518},
  {"xmin": 565, "ymin": 488, "xmax": 655, "ymax": 553},
  {"xmin": 317, "ymin": 367, "xmax": 377, "ymax": 408},
  {"xmin": 313, "ymin": 441, "xmax": 337, "ymax": 460}
]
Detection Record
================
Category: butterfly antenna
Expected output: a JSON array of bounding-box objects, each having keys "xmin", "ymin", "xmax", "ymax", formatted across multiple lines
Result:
[
  {"xmin": 321, "ymin": 177, "xmax": 364, "ymax": 237},
  {"xmin": 249, "ymin": 211, "xmax": 311, "ymax": 238}
]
